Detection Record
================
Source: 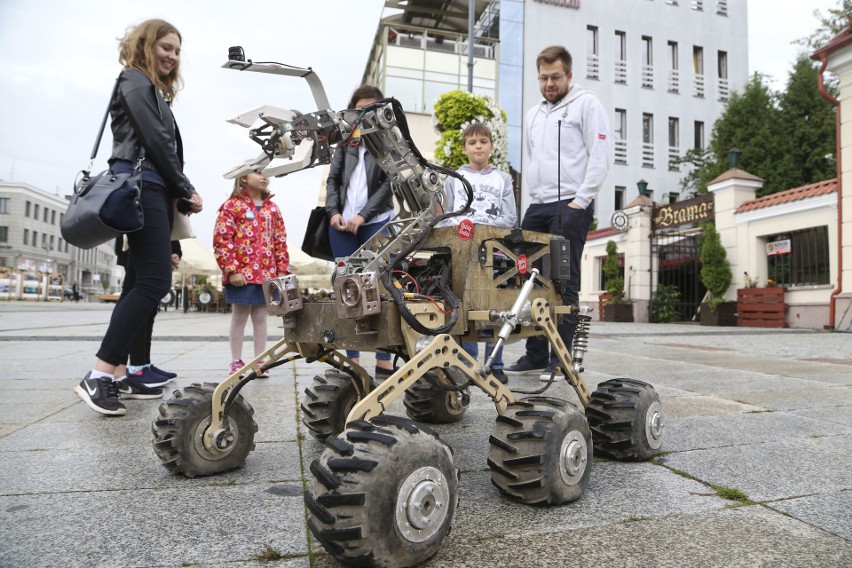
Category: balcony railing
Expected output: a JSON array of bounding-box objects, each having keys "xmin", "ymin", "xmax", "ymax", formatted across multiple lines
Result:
[
  {"xmin": 587, "ymin": 55, "xmax": 600, "ymax": 80},
  {"xmin": 693, "ymin": 73, "xmax": 705, "ymax": 98},
  {"xmin": 718, "ymin": 77, "xmax": 729, "ymax": 101},
  {"xmin": 614, "ymin": 139, "xmax": 628, "ymax": 165},
  {"xmin": 668, "ymin": 69, "xmax": 680, "ymax": 93},
  {"xmin": 716, "ymin": 0, "xmax": 728, "ymax": 15},
  {"xmin": 641, "ymin": 64, "xmax": 654, "ymax": 89},
  {"xmin": 668, "ymin": 146, "xmax": 680, "ymax": 171},
  {"xmin": 642, "ymin": 143, "xmax": 655, "ymax": 168},
  {"xmin": 691, "ymin": 0, "xmax": 704, "ymax": 10},
  {"xmin": 614, "ymin": 60, "xmax": 627, "ymax": 84}
]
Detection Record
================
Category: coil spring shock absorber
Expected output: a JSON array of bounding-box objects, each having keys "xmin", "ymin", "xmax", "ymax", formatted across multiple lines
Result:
[{"xmin": 571, "ymin": 307, "xmax": 593, "ymax": 373}]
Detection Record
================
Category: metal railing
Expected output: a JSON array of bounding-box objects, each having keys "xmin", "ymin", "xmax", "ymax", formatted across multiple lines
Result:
[
  {"xmin": 614, "ymin": 140, "xmax": 628, "ymax": 165},
  {"xmin": 641, "ymin": 64, "xmax": 654, "ymax": 89},
  {"xmin": 668, "ymin": 146, "xmax": 680, "ymax": 171},
  {"xmin": 614, "ymin": 60, "xmax": 627, "ymax": 84},
  {"xmin": 642, "ymin": 143, "xmax": 655, "ymax": 168},
  {"xmin": 693, "ymin": 74, "xmax": 705, "ymax": 98},
  {"xmin": 668, "ymin": 69, "xmax": 680, "ymax": 93},
  {"xmin": 587, "ymin": 55, "xmax": 600, "ymax": 80},
  {"xmin": 718, "ymin": 77, "xmax": 729, "ymax": 101}
]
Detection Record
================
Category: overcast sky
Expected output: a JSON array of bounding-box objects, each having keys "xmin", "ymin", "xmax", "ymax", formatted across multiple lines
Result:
[{"xmin": 0, "ymin": 0, "xmax": 838, "ymax": 252}]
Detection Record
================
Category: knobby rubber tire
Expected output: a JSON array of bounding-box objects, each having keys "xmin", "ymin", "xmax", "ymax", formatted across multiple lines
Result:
[
  {"xmin": 403, "ymin": 370, "xmax": 469, "ymax": 424},
  {"xmin": 488, "ymin": 396, "xmax": 592, "ymax": 505},
  {"xmin": 152, "ymin": 382, "xmax": 257, "ymax": 478},
  {"xmin": 301, "ymin": 370, "xmax": 363, "ymax": 441},
  {"xmin": 586, "ymin": 377, "xmax": 664, "ymax": 460},
  {"xmin": 305, "ymin": 415, "xmax": 459, "ymax": 567}
]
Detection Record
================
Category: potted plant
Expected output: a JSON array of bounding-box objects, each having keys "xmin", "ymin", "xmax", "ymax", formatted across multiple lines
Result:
[
  {"xmin": 602, "ymin": 240, "xmax": 633, "ymax": 322},
  {"xmin": 699, "ymin": 221, "xmax": 736, "ymax": 326}
]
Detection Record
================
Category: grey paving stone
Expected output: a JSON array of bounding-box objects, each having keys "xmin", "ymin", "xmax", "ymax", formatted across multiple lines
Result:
[
  {"xmin": 768, "ymin": 490, "xmax": 852, "ymax": 540},
  {"xmin": 0, "ymin": 485, "xmax": 310, "ymax": 568},
  {"xmin": 788, "ymin": 405, "xmax": 852, "ymax": 427},
  {"xmin": 733, "ymin": 385, "xmax": 852, "ymax": 411},
  {"xmin": 663, "ymin": 410, "xmax": 852, "ymax": 452},
  {"xmin": 660, "ymin": 434, "xmax": 852, "ymax": 502}
]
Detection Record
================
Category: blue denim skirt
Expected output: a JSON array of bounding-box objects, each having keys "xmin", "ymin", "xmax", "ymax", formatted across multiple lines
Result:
[{"xmin": 224, "ymin": 284, "xmax": 266, "ymax": 305}]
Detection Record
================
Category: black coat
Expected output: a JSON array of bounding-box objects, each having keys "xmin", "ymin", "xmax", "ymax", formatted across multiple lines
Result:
[{"xmin": 325, "ymin": 143, "xmax": 392, "ymax": 222}]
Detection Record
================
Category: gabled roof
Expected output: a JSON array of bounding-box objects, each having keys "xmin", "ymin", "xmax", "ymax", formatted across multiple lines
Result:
[
  {"xmin": 811, "ymin": 23, "xmax": 852, "ymax": 60},
  {"xmin": 708, "ymin": 168, "xmax": 764, "ymax": 186},
  {"xmin": 587, "ymin": 227, "xmax": 620, "ymax": 240},
  {"xmin": 735, "ymin": 178, "xmax": 838, "ymax": 213}
]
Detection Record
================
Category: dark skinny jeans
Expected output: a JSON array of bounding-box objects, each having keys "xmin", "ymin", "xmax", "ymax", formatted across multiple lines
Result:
[
  {"xmin": 96, "ymin": 184, "xmax": 172, "ymax": 365},
  {"xmin": 520, "ymin": 200, "xmax": 594, "ymax": 365}
]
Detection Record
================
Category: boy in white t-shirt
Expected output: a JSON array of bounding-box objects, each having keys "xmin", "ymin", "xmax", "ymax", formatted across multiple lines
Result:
[{"xmin": 442, "ymin": 123, "xmax": 517, "ymax": 383}]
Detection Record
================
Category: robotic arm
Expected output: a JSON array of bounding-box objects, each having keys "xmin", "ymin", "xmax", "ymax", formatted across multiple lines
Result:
[{"xmin": 222, "ymin": 51, "xmax": 473, "ymax": 334}]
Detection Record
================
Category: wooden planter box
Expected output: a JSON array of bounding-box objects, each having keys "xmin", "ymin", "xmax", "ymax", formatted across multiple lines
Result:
[
  {"xmin": 737, "ymin": 287, "xmax": 787, "ymax": 328},
  {"xmin": 603, "ymin": 302, "xmax": 634, "ymax": 322}
]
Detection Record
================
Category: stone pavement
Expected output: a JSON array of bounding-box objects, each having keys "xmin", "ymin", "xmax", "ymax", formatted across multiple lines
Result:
[{"xmin": 0, "ymin": 301, "xmax": 850, "ymax": 567}]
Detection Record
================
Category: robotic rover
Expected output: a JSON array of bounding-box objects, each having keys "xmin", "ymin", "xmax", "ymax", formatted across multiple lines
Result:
[{"xmin": 151, "ymin": 51, "xmax": 664, "ymax": 567}]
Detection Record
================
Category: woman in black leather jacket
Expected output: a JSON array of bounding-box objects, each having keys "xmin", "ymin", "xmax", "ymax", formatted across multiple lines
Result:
[
  {"xmin": 325, "ymin": 85, "xmax": 395, "ymax": 376},
  {"xmin": 74, "ymin": 19, "xmax": 203, "ymax": 416}
]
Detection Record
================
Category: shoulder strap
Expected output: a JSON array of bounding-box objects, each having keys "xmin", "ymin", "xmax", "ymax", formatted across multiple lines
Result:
[{"xmin": 89, "ymin": 75, "xmax": 122, "ymax": 161}]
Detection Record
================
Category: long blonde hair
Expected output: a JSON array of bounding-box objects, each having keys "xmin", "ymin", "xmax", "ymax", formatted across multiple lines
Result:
[
  {"xmin": 118, "ymin": 19, "xmax": 183, "ymax": 101},
  {"xmin": 230, "ymin": 174, "xmax": 270, "ymax": 199}
]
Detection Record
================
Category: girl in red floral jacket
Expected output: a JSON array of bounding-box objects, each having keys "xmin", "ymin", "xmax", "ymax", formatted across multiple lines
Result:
[{"xmin": 213, "ymin": 171, "xmax": 289, "ymax": 377}]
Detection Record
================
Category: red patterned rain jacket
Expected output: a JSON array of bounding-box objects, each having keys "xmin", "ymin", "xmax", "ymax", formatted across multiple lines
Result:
[{"xmin": 213, "ymin": 191, "xmax": 289, "ymax": 283}]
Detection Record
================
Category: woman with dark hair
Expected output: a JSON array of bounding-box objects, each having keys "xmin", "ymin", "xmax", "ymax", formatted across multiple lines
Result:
[
  {"xmin": 325, "ymin": 85, "xmax": 395, "ymax": 377},
  {"xmin": 74, "ymin": 19, "xmax": 203, "ymax": 416}
]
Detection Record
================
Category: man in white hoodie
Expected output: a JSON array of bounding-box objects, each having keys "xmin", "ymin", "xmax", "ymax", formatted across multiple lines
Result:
[{"xmin": 504, "ymin": 45, "xmax": 611, "ymax": 381}]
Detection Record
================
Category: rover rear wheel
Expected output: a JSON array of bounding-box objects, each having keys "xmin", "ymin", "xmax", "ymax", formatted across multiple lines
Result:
[
  {"xmin": 152, "ymin": 382, "xmax": 257, "ymax": 478},
  {"xmin": 587, "ymin": 378, "xmax": 663, "ymax": 460},
  {"xmin": 301, "ymin": 370, "xmax": 363, "ymax": 441},
  {"xmin": 403, "ymin": 370, "xmax": 470, "ymax": 424},
  {"xmin": 488, "ymin": 396, "xmax": 592, "ymax": 505},
  {"xmin": 305, "ymin": 415, "xmax": 459, "ymax": 567}
]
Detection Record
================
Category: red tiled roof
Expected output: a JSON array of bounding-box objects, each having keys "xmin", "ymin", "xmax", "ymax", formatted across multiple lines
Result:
[
  {"xmin": 735, "ymin": 178, "xmax": 838, "ymax": 213},
  {"xmin": 587, "ymin": 227, "xmax": 620, "ymax": 240}
]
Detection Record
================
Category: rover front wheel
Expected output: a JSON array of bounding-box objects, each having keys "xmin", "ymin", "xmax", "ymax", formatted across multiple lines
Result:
[
  {"xmin": 403, "ymin": 370, "xmax": 470, "ymax": 424},
  {"xmin": 300, "ymin": 370, "xmax": 363, "ymax": 441},
  {"xmin": 587, "ymin": 378, "xmax": 663, "ymax": 460},
  {"xmin": 152, "ymin": 383, "xmax": 257, "ymax": 478},
  {"xmin": 305, "ymin": 415, "xmax": 459, "ymax": 567},
  {"xmin": 488, "ymin": 396, "xmax": 592, "ymax": 505}
]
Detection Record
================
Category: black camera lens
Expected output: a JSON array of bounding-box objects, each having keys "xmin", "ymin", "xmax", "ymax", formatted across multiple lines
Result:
[{"xmin": 228, "ymin": 46, "xmax": 245, "ymax": 62}]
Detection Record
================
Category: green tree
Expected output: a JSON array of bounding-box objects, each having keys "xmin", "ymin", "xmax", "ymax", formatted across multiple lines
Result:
[
  {"xmin": 794, "ymin": 0, "xmax": 852, "ymax": 51},
  {"xmin": 432, "ymin": 90, "xmax": 508, "ymax": 170},
  {"xmin": 777, "ymin": 54, "xmax": 838, "ymax": 188},
  {"xmin": 602, "ymin": 240, "xmax": 625, "ymax": 304},
  {"xmin": 699, "ymin": 222, "xmax": 732, "ymax": 311}
]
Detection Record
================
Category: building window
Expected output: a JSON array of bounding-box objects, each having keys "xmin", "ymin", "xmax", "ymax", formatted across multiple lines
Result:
[
  {"xmin": 26, "ymin": 201, "xmax": 31, "ymax": 217},
  {"xmin": 23, "ymin": 228, "xmax": 29, "ymax": 245},
  {"xmin": 667, "ymin": 41, "xmax": 679, "ymax": 93},
  {"xmin": 766, "ymin": 227, "xmax": 830, "ymax": 287},
  {"xmin": 49, "ymin": 235, "xmax": 55, "ymax": 250},
  {"xmin": 586, "ymin": 26, "xmax": 599, "ymax": 80},
  {"xmin": 668, "ymin": 117, "xmax": 680, "ymax": 171},
  {"xmin": 0, "ymin": 198, "xmax": 9, "ymax": 214},
  {"xmin": 32, "ymin": 230, "xmax": 38, "ymax": 246},
  {"xmin": 668, "ymin": 192, "xmax": 679, "ymax": 204},
  {"xmin": 641, "ymin": 36, "xmax": 654, "ymax": 88},
  {"xmin": 694, "ymin": 120, "xmax": 705, "ymax": 149},
  {"xmin": 693, "ymin": 46, "xmax": 705, "ymax": 97},
  {"xmin": 599, "ymin": 253, "xmax": 625, "ymax": 291},
  {"xmin": 614, "ymin": 108, "xmax": 627, "ymax": 164},
  {"xmin": 642, "ymin": 113, "xmax": 654, "ymax": 168},
  {"xmin": 34, "ymin": 204, "xmax": 40, "ymax": 220},
  {"xmin": 51, "ymin": 210, "xmax": 56, "ymax": 225},
  {"xmin": 614, "ymin": 31, "xmax": 627, "ymax": 84},
  {"xmin": 0, "ymin": 226, "xmax": 7, "ymax": 243},
  {"xmin": 615, "ymin": 186, "xmax": 626, "ymax": 210},
  {"xmin": 717, "ymin": 50, "xmax": 729, "ymax": 101}
]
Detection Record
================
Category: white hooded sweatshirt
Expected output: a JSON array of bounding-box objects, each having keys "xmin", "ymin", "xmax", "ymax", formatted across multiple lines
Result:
[{"xmin": 524, "ymin": 84, "xmax": 611, "ymax": 209}]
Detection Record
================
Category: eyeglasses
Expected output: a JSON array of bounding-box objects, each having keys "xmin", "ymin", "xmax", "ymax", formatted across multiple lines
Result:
[{"xmin": 538, "ymin": 73, "xmax": 568, "ymax": 83}]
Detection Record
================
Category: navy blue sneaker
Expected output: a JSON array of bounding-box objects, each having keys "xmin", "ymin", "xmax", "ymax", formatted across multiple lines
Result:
[
  {"xmin": 127, "ymin": 367, "xmax": 169, "ymax": 388},
  {"xmin": 115, "ymin": 377, "xmax": 164, "ymax": 399},
  {"xmin": 149, "ymin": 365, "xmax": 177, "ymax": 381},
  {"xmin": 503, "ymin": 356, "xmax": 547, "ymax": 376}
]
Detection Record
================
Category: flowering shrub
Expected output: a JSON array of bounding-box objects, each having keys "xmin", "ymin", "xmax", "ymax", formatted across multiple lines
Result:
[{"xmin": 432, "ymin": 90, "xmax": 508, "ymax": 171}]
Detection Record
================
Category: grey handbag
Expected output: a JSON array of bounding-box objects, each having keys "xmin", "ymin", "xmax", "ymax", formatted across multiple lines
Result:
[{"xmin": 61, "ymin": 76, "xmax": 145, "ymax": 249}]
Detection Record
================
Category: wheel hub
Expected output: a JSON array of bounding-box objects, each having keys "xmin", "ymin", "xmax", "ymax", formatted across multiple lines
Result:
[
  {"xmin": 193, "ymin": 417, "xmax": 239, "ymax": 461},
  {"xmin": 645, "ymin": 401, "xmax": 664, "ymax": 450},
  {"xmin": 395, "ymin": 466, "xmax": 450, "ymax": 543},
  {"xmin": 559, "ymin": 430, "xmax": 588, "ymax": 486}
]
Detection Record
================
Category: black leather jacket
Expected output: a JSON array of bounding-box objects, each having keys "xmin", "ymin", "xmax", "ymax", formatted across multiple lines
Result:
[
  {"xmin": 108, "ymin": 68, "xmax": 195, "ymax": 199},
  {"xmin": 325, "ymin": 143, "xmax": 392, "ymax": 222}
]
